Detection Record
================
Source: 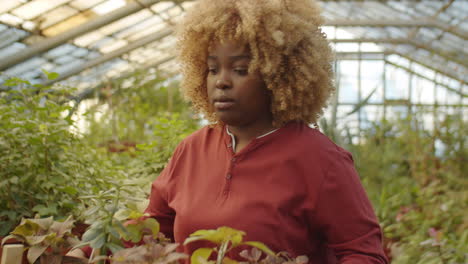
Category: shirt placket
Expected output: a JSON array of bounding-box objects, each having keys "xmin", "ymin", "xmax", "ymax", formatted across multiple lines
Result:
[
  {"xmin": 222, "ymin": 126, "xmax": 277, "ymax": 198},
  {"xmin": 222, "ymin": 141, "xmax": 237, "ymax": 197}
]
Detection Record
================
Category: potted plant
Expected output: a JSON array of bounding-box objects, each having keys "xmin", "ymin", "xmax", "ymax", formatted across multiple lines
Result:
[
  {"xmin": 1, "ymin": 216, "xmax": 85, "ymax": 264},
  {"xmin": 111, "ymin": 234, "xmax": 187, "ymax": 264},
  {"xmin": 183, "ymin": 226, "xmax": 308, "ymax": 264}
]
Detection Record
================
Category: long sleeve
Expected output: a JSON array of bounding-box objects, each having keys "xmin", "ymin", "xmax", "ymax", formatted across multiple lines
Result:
[
  {"xmin": 310, "ymin": 149, "xmax": 388, "ymax": 264},
  {"xmin": 144, "ymin": 141, "xmax": 186, "ymax": 241}
]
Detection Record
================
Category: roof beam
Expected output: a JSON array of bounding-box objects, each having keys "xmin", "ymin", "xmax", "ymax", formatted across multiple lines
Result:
[
  {"xmin": 389, "ymin": 50, "xmax": 466, "ymax": 85},
  {"xmin": 330, "ymin": 38, "xmax": 467, "ymax": 67},
  {"xmin": 324, "ymin": 19, "xmax": 467, "ymax": 40},
  {"xmin": 338, "ymin": 102, "xmax": 467, "ymax": 108},
  {"xmin": 335, "ymin": 51, "xmax": 387, "ymax": 60},
  {"xmin": 333, "ymin": 50, "xmax": 466, "ymax": 85},
  {"xmin": 44, "ymin": 28, "xmax": 173, "ymax": 85},
  {"xmin": 332, "ymin": 51, "xmax": 466, "ymax": 94},
  {"xmin": 64, "ymin": 55, "xmax": 177, "ymax": 115},
  {"xmin": 0, "ymin": 0, "xmax": 163, "ymax": 72},
  {"xmin": 384, "ymin": 60, "xmax": 466, "ymax": 97}
]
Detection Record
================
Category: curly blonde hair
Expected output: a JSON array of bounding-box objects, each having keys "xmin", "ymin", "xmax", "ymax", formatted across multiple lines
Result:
[{"xmin": 177, "ymin": 0, "xmax": 334, "ymax": 126}]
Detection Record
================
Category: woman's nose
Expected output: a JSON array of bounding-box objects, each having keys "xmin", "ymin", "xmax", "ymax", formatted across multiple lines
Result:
[{"xmin": 215, "ymin": 71, "xmax": 231, "ymax": 89}]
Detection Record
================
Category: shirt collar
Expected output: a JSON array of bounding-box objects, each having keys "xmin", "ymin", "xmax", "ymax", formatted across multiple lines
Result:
[{"xmin": 226, "ymin": 126, "xmax": 279, "ymax": 151}]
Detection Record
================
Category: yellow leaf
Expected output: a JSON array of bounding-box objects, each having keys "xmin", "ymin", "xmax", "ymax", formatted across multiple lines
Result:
[
  {"xmin": 243, "ymin": 241, "xmax": 275, "ymax": 256},
  {"xmin": 191, "ymin": 248, "xmax": 213, "ymax": 264},
  {"xmin": 222, "ymin": 256, "xmax": 239, "ymax": 264},
  {"xmin": 185, "ymin": 227, "xmax": 246, "ymax": 246},
  {"xmin": 39, "ymin": 124, "xmax": 48, "ymax": 133}
]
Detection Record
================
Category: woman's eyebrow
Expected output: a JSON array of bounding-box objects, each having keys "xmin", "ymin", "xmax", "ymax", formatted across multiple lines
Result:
[
  {"xmin": 207, "ymin": 55, "xmax": 250, "ymax": 61},
  {"xmin": 230, "ymin": 55, "xmax": 250, "ymax": 61}
]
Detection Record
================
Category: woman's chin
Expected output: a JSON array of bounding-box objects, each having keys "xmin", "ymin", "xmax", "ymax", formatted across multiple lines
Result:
[{"xmin": 217, "ymin": 114, "xmax": 244, "ymax": 127}]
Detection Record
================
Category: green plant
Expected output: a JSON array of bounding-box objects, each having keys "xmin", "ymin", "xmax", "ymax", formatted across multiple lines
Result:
[
  {"xmin": 111, "ymin": 236, "xmax": 187, "ymax": 264},
  {"xmin": 239, "ymin": 248, "xmax": 309, "ymax": 264},
  {"xmin": 81, "ymin": 69, "xmax": 195, "ymax": 146},
  {"xmin": 184, "ymin": 226, "xmax": 276, "ymax": 264},
  {"xmin": 75, "ymin": 182, "xmax": 146, "ymax": 264},
  {"xmin": 0, "ymin": 73, "xmax": 116, "ymax": 235},
  {"xmin": 346, "ymin": 112, "xmax": 468, "ymax": 263},
  {"xmin": 0, "ymin": 71, "xmax": 181, "ymax": 237},
  {"xmin": 1, "ymin": 216, "xmax": 81, "ymax": 264}
]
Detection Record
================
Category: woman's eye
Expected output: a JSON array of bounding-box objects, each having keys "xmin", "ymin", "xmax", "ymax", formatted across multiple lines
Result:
[
  {"xmin": 234, "ymin": 68, "xmax": 248, "ymax": 75},
  {"xmin": 208, "ymin": 68, "xmax": 218, "ymax": 74}
]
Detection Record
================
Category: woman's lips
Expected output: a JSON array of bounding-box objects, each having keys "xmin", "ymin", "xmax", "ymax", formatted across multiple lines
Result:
[{"xmin": 214, "ymin": 101, "xmax": 235, "ymax": 110}]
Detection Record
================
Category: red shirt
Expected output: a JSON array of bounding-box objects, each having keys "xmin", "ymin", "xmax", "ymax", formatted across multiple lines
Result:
[{"xmin": 146, "ymin": 121, "xmax": 388, "ymax": 263}]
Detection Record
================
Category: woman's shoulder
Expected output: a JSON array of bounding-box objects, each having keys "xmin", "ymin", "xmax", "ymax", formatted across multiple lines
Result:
[
  {"xmin": 178, "ymin": 124, "xmax": 224, "ymax": 148},
  {"xmin": 281, "ymin": 122, "xmax": 353, "ymax": 161}
]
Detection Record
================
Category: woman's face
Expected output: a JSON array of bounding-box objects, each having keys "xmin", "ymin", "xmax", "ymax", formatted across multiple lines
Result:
[{"xmin": 206, "ymin": 41, "xmax": 272, "ymax": 127}]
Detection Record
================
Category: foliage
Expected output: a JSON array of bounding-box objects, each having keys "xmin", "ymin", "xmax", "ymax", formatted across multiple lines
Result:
[
  {"xmin": 113, "ymin": 112, "xmax": 200, "ymax": 191},
  {"xmin": 239, "ymin": 248, "xmax": 309, "ymax": 264},
  {"xmin": 3, "ymin": 68, "xmax": 466, "ymax": 264},
  {"xmin": 82, "ymin": 69, "xmax": 195, "ymax": 146},
  {"xmin": 97, "ymin": 225, "xmax": 309, "ymax": 264},
  {"xmin": 80, "ymin": 68, "xmax": 200, "ymax": 196},
  {"xmin": 111, "ymin": 236, "xmax": 187, "ymax": 264},
  {"xmin": 1, "ymin": 216, "xmax": 80, "ymax": 264},
  {"xmin": 347, "ymin": 112, "xmax": 468, "ymax": 263},
  {"xmin": 75, "ymin": 184, "xmax": 150, "ymax": 263},
  {"xmin": 0, "ymin": 74, "xmax": 118, "ymax": 236},
  {"xmin": 69, "ymin": 68, "xmax": 199, "ymax": 263},
  {"xmin": 184, "ymin": 226, "xmax": 277, "ymax": 264},
  {"xmin": 0, "ymin": 70, "xmax": 199, "ymax": 238}
]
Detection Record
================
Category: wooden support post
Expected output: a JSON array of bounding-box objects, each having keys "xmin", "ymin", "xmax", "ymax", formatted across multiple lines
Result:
[{"xmin": 1, "ymin": 244, "xmax": 24, "ymax": 264}]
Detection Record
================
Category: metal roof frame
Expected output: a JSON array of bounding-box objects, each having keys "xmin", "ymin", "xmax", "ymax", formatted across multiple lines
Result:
[
  {"xmin": 0, "ymin": 0, "xmax": 163, "ymax": 71},
  {"xmin": 44, "ymin": 27, "xmax": 172, "ymax": 85},
  {"xmin": 330, "ymin": 38, "xmax": 466, "ymax": 68},
  {"xmin": 325, "ymin": 19, "xmax": 467, "ymax": 40},
  {"xmin": 0, "ymin": 0, "xmax": 466, "ymax": 95}
]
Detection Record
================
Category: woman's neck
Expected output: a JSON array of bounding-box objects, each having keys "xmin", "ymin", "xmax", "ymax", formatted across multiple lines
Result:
[{"xmin": 227, "ymin": 120, "xmax": 275, "ymax": 153}]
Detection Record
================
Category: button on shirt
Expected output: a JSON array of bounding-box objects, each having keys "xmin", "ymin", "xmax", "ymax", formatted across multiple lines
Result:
[{"xmin": 145, "ymin": 121, "xmax": 388, "ymax": 263}]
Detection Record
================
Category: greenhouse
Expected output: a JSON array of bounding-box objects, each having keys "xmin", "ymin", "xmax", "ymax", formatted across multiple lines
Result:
[{"xmin": 0, "ymin": 0, "xmax": 466, "ymax": 263}]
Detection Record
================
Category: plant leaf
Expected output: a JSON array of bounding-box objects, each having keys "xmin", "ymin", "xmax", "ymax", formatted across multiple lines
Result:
[
  {"xmin": 81, "ymin": 227, "xmax": 101, "ymax": 243},
  {"xmin": 4, "ymin": 77, "xmax": 30, "ymax": 86},
  {"xmin": 27, "ymin": 245, "xmax": 48, "ymax": 264},
  {"xmin": 90, "ymin": 233, "xmax": 106, "ymax": 249},
  {"xmin": 243, "ymin": 241, "xmax": 275, "ymax": 256},
  {"xmin": 185, "ymin": 227, "xmax": 245, "ymax": 246},
  {"xmin": 24, "ymin": 234, "xmax": 48, "ymax": 246},
  {"xmin": 1, "ymin": 234, "xmax": 23, "ymax": 246},
  {"xmin": 11, "ymin": 220, "xmax": 40, "ymax": 237},
  {"xmin": 191, "ymin": 248, "xmax": 213, "ymax": 264},
  {"xmin": 345, "ymin": 85, "xmax": 378, "ymax": 116},
  {"xmin": 50, "ymin": 216, "xmax": 74, "ymax": 237},
  {"xmin": 27, "ymin": 217, "xmax": 54, "ymax": 230},
  {"xmin": 142, "ymin": 217, "xmax": 160, "ymax": 238},
  {"xmin": 70, "ymin": 241, "xmax": 91, "ymax": 251},
  {"xmin": 42, "ymin": 69, "xmax": 59, "ymax": 80},
  {"xmin": 106, "ymin": 242, "xmax": 124, "ymax": 254},
  {"xmin": 222, "ymin": 256, "xmax": 239, "ymax": 264}
]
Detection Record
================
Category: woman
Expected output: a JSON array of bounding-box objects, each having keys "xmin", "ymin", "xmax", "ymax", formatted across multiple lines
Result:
[
  {"xmin": 73, "ymin": 0, "xmax": 388, "ymax": 263},
  {"xmin": 145, "ymin": 0, "xmax": 388, "ymax": 263}
]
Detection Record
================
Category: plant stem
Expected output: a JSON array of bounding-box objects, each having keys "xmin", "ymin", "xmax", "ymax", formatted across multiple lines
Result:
[{"xmin": 216, "ymin": 241, "xmax": 229, "ymax": 264}]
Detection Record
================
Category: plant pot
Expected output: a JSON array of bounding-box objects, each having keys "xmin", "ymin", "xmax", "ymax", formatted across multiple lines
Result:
[{"xmin": 0, "ymin": 236, "xmax": 28, "ymax": 264}]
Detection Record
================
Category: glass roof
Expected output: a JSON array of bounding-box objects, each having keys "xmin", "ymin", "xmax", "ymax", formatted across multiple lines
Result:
[{"xmin": 0, "ymin": 0, "xmax": 466, "ymax": 96}]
